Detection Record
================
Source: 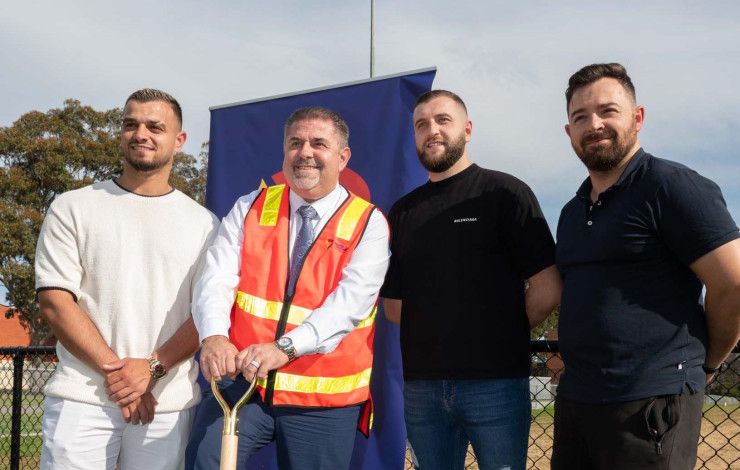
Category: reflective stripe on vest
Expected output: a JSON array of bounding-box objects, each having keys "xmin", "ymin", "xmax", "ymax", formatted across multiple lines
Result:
[
  {"xmin": 336, "ymin": 197, "xmax": 371, "ymax": 241},
  {"xmin": 235, "ymin": 291, "xmax": 376, "ymax": 328},
  {"xmin": 255, "ymin": 367, "xmax": 371, "ymax": 395},
  {"xmin": 259, "ymin": 184, "xmax": 284, "ymax": 226}
]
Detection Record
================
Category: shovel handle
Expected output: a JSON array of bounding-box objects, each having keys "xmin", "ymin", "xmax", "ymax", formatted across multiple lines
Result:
[
  {"xmin": 211, "ymin": 376, "xmax": 258, "ymax": 470},
  {"xmin": 220, "ymin": 434, "xmax": 238, "ymax": 470}
]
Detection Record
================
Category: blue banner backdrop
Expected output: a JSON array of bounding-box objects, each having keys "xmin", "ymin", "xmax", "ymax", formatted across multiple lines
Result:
[{"xmin": 206, "ymin": 68, "xmax": 436, "ymax": 469}]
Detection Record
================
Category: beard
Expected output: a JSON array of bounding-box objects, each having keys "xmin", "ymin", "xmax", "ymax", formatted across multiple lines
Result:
[
  {"xmin": 287, "ymin": 160, "xmax": 323, "ymax": 191},
  {"xmin": 416, "ymin": 132, "xmax": 466, "ymax": 173},
  {"xmin": 123, "ymin": 152, "xmax": 171, "ymax": 172},
  {"xmin": 573, "ymin": 122, "xmax": 637, "ymax": 172}
]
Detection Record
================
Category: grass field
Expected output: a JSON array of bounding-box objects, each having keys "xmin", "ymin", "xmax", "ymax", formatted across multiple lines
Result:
[{"xmin": 0, "ymin": 392, "xmax": 44, "ymax": 469}]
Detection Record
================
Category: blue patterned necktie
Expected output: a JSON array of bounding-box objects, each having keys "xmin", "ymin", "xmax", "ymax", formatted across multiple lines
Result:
[{"xmin": 287, "ymin": 204, "xmax": 319, "ymax": 296}]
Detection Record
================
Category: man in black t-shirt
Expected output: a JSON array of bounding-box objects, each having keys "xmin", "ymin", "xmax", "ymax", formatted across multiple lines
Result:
[
  {"xmin": 552, "ymin": 63, "xmax": 740, "ymax": 470},
  {"xmin": 381, "ymin": 90, "xmax": 561, "ymax": 470}
]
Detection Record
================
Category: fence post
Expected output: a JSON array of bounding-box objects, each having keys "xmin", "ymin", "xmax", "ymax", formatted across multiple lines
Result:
[{"xmin": 10, "ymin": 348, "xmax": 25, "ymax": 470}]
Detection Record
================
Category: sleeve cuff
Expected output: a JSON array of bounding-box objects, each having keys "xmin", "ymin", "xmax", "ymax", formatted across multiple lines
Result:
[
  {"xmin": 35, "ymin": 283, "xmax": 81, "ymax": 303},
  {"xmin": 284, "ymin": 325, "xmax": 318, "ymax": 357},
  {"xmin": 196, "ymin": 318, "xmax": 231, "ymax": 344}
]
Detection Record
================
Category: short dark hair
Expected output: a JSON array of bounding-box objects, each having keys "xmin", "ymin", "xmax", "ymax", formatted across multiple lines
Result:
[
  {"xmin": 414, "ymin": 89, "xmax": 468, "ymax": 114},
  {"xmin": 125, "ymin": 88, "xmax": 183, "ymax": 127},
  {"xmin": 284, "ymin": 107, "xmax": 349, "ymax": 147},
  {"xmin": 565, "ymin": 63, "xmax": 636, "ymax": 109}
]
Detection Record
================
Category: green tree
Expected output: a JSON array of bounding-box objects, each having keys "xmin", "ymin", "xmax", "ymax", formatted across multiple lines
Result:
[
  {"xmin": 171, "ymin": 141, "xmax": 208, "ymax": 205},
  {"xmin": 0, "ymin": 99, "xmax": 206, "ymax": 344},
  {"xmin": 531, "ymin": 305, "xmax": 559, "ymax": 340}
]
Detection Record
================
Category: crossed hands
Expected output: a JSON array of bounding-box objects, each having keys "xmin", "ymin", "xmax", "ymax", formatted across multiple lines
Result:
[
  {"xmin": 102, "ymin": 358, "xmax": 157, "ymax": 425},
  {"xmin": 199, "ymin": 335, "xmax": 290, "ymax": 384}
]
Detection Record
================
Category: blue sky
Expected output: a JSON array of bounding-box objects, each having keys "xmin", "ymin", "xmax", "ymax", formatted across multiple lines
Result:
[{"xmin": 2, "ymin": 1, "xmax": 739, "ymax": 304}]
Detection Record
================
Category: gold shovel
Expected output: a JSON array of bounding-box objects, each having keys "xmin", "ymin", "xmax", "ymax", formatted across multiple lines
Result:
[{"xmin": 210, "ymin": 377, "xmax": 257, "ymax": 470}]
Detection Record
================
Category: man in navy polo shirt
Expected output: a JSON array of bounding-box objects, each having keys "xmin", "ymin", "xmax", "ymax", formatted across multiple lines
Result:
[{"xmin": 553, "ymin": 63, "xmax": 740, "ymax": 469}]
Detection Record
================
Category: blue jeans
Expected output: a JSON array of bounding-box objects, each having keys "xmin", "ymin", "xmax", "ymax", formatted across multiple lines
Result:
[
  {"xmin": 185, "ymin": 376, "xmax": 361, "ymax": 470},
  {"xmin": 404, "ymin": 378, "xmax": 531, "ymax": 470}
]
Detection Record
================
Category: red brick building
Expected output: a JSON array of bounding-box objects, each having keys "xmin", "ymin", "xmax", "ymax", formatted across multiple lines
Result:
[{"xmin": 0, "ymin": 304, "xmax": 31, "ymax": 346}]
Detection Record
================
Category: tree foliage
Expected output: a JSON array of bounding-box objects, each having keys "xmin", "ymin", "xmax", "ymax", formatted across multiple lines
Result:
[{"xmin": 0, "ymin": 99, "xmax": 207, "ymax": 343}]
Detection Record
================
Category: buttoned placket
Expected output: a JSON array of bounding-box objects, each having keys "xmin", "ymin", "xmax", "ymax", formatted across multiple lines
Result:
[{"xmin": 586, "ymin": 199, "xmax": 603, "ymax": 227}]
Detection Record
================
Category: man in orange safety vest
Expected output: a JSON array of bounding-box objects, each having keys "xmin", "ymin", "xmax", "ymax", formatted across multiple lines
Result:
[{"xmin": 186, "ymin": 107, "xmax": 390, "ymax": 470}]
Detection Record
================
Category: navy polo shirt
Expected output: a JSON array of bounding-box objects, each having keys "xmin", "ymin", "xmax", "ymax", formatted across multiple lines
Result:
[{"xmin": 556, "ymin": 149, "xmax": 739, "ymax": 403}]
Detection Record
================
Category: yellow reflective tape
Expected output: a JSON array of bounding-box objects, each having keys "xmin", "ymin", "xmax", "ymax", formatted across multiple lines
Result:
[
  {"xmin": 235, "ymin": 291, "xmax": 282, "ymax": 321},
  {"xmin": 335, "ymin": 198, "xmax": 371, "ymax": 241},
  {"xmin": 236, "ymin": 292, "xmax": 375, "ymax": 329},
  {"xmin": 273, "ymin": 368, "xmax": 372, "ymax": 395},
  {"xmin": 235, "ymin": 292, "xmax": 310, "ymax": 325},
  {"xmin": 259, "ymin": 185, "xmax": 285, "ymax": 226},
  {"xmin": 356, "ymin": 306, "xmax": 377, "ymax": 329}
]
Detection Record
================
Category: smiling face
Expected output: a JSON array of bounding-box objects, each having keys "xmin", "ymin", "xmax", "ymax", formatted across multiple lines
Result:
[
  {"xmin": 120, "ymin": 100, "xmax": 185, "ymax": 174},
  {"xmin": 412, "ymin": 96, "xmax": 472, "ymax": 174},
  {"xmin": 565, "ymin": 77, "xmax": 644, "ymax": 172},
  {"xmin": 282, "ymin": 117, "xmax": 350, "ymax": 201}
]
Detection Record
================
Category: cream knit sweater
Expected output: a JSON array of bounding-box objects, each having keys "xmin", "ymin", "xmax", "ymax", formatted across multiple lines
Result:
[{"xmin": 35, "ymin": 180, "xmax": 219, "ymax": 412}]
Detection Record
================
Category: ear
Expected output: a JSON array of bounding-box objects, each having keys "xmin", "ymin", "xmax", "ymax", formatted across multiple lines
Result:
[
  {"xmin": 634, "ymin": 106, "xmax": 645, "ymax": 132},
  {"xmin": 338, "ymin": 146, "xmax": 351, "ymax": 172},
  {"xmin": 465, "ymin": 120, "xmax": 473, "ymax": 143},
  {"xmin": 564, "ymin": 124, "xmax": 571, "ymax": 137},
  {"xmin": 174, "ymin": 131, "xmax": 187, "ymax": 153}
]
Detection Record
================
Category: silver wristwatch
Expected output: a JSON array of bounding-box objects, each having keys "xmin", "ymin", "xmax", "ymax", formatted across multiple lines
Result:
[
  {"xmin": 148, "ymin": 357, "xmax": 167, "ymax": 380},
  {"xmin": 275, "ymin": 336, "xmax": 296, "ymax": 362}
]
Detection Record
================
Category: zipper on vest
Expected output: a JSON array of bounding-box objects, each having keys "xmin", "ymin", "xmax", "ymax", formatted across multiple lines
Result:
[{"xmin": 265, "ymin": 192, "xmax": 352, "ymax": 406}]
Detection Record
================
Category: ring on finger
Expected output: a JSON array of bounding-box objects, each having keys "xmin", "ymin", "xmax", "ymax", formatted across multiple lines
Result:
[{"xmin": 249, "ymin": 359, "xmax": 261, "ymax": 369}]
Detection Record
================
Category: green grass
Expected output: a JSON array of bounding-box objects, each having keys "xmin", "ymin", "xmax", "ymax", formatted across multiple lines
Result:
[
  {"xmin": 0, "ymin": 392, "xmax": 44, "ymax": 408},
  {"xmin": 0, "ymin": 392, "xmax": 44, "ymax": 461},
  {"xmin": 532, "ymin": 404, "xmax": 555, "ymax": 423}
]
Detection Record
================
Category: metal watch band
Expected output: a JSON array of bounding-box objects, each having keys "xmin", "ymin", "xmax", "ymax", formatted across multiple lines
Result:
[
  {"xmin": 148, "ymin": 357, "xmax": 167, "ymax": 379},
  {"xmin": 275, "ymin": 339, "xmax": 296, "ymax": 361}
]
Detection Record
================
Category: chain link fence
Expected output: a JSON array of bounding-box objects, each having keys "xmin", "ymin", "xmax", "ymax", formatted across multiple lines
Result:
[
  {"xmin": 1, "ymin": 344, "xmax": 737, "ymax": 469},
  {"xmin": 1, "ymin": 347, "xmax": 56, "ymax": 470},
  {"xmin": 403, "ymin": 341, "xmax": 740, "ymax": 469}
]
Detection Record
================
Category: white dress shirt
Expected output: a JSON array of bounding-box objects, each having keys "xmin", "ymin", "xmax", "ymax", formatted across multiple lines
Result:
[{"xmin": 193, "ymin": 184, "xmax": 390, "ymax": 356}]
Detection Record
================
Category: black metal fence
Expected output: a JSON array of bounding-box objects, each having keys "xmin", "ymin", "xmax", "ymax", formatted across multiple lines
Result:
[
  {"xmin": 1, "ymin": 344, "xmax": 737, "ymax": 470},
  {"xmin": 1, "ymin": 346, "xmax": 56, "ymax": 470}
]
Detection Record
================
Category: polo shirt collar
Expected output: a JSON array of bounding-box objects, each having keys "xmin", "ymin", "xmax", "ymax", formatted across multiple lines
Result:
[{"xmin": 575, "ymin": 148, "xmax": 647, "ymax": 202}]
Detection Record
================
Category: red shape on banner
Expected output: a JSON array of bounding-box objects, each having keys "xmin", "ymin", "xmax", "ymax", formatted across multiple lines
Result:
[{"xmin": 270, "ymin": 168, "xmax": 371, "ymax": 201}]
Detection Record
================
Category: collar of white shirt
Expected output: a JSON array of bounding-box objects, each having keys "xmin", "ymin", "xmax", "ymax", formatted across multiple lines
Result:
[{"xmin": 288, "ymin": 184, "xmax": 346, "ymax": 223}]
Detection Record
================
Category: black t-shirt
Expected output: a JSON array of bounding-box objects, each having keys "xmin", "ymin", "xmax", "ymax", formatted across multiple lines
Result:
[
  {"xmin": 556, "ymin": 149, "xmax": 740, "ymax": 403},
  {"xmin": 381, "ymin": 164, "xmax": 555, "ymax": 380}
]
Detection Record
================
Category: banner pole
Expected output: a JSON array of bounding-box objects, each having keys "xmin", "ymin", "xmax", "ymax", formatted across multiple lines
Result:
[{"xmin": 370, "ymin": 0, "xmax": 375, "ymax": 78}]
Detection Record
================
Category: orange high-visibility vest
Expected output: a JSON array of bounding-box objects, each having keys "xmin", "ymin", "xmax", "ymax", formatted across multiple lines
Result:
[{"xmin": 229, "ymin": 184, "xmax": 377, "ymax": 434}]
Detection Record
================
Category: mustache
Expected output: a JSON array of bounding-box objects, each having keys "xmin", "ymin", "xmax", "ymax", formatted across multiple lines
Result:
[
  {"xmin": 293, "ymin": 160, "xmax": 322, "ymax": 169},
  {"xmin": 424, "ymin": 138, "xmax": 445, "ymax": 146},
  {"xmin": 581, "ymin": 129, "xmax": 616, "ymax": 145}
]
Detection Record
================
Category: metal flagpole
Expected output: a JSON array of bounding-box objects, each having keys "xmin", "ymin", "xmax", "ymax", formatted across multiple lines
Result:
[{"xmin": 370, "ymin": 0, "xmax": 375, "ymax": 78}]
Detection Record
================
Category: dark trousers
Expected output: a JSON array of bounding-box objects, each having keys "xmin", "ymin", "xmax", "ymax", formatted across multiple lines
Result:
[
  {"xmin": 551, "ymin": 389, "xmax": 703, "ymax": 470},
  {"xmin": 185, "ymin": 376, "xmax": 361, "ymax": 470}
]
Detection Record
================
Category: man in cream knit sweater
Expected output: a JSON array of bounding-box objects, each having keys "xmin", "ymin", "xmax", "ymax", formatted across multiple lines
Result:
[{"xmin": 34, "ymin": 89, "xmax": 218, "ymax": 470}]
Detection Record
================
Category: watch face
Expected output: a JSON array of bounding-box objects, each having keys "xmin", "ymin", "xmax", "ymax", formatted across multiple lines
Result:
[
  {"xmin": 277, "ymin": 337, "xmax": 292, "ymax": 348},
  {"xmin": 153, "ymin": 363, "xmax": 166, "ymax": 378}
]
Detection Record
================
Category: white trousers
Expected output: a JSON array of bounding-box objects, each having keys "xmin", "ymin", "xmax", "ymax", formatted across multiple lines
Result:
[{"xmin": 40, "ymin": 397, "xmax": 194, "ymax": 470}]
